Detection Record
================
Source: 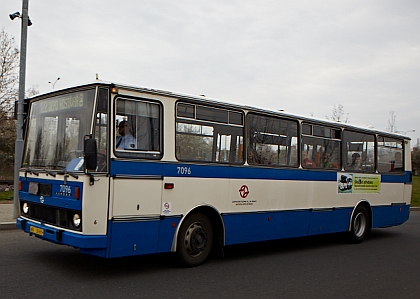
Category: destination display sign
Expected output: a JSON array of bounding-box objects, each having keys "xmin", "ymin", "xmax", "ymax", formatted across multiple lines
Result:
[{"xmin": 40, "ymin": 92, "xmax": 85, "ymax": 113}]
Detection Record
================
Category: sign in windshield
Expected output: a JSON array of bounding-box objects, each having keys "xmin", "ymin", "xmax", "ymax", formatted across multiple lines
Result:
[{"xmin": 40, "ymin": 93, "xmax": 85, "ymax": 113}]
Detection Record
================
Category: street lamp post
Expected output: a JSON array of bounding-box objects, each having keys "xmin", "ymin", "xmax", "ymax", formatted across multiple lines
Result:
[
  {"xmin": 10, "ymin": 0, "xmax": 30, "ymax": 219},
  {"xmin": 48, "ymin": 77, "xmax": 60, "ymax": 89},
  {"xmin": 396, "ymin": 130, "xmax": 416, "ymax": 135}
]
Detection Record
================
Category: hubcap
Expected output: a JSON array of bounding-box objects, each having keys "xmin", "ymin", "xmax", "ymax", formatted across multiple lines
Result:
[
  {"xmin": 184, "ymin": 222, "xmax": 208, "ymax": 257},
  {"xmin": 354, "ymin": 212, "xmax": 366, "ymax": 238}
]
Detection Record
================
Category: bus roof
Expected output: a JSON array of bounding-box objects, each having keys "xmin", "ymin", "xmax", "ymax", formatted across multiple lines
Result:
[{"xmin": 30, "ymin": 81, "xmax": 411, "ymax": 141}]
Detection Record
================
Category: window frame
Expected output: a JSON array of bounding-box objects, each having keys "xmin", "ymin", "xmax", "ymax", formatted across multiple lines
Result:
[
  {"xmin": 377, "ymin": 135, "xmax": 404, "ymax": 174},
  {"xmin": 113, "ymin": 95, "xmax": 163, "ymax": 160},
  {"xmin": 175, "ymin": 101, "xmax": 244, "ymax": 164},
  {"xmin": 246, "ymin": 113, "xmax": 299, "ymax": 167},
  {"xmin": 301, "ymin": 122, "xmax": 342, "ymax": 170},
  {"xmin": 342, "ymin": 130, "xmax": 375, "ymax": 173}
]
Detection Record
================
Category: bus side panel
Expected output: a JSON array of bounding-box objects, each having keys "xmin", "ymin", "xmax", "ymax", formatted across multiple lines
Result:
[
  {"xmin": 222, "ymin": 213, "xmax": 275, "ymax": 245},
  {"xmin": 311, "ymin": 207, "xmax": 376, "ymax": 235},
  {"xmin": 83, "ymin": 217, "xmax": 182, "ymax": 257},
  {"xmin": 108, "ymin": 220, "xmax": 160, "ymax": 258},
  {"xmin": 223, "ymin": 210, "xmax": 311, "ymax": 245},
  {"xmin": 157, "ymin": 216, "xmax": 182, "ymax": 253},
  {"xmin": 371, "ymin": 206, "xmax": 392, "ymax": 228},
  {"xmin": 277, "ymin": 210, "xmax": 311, "ymax": 238},
  {"xmin": 330, "ymin": 208, "xmax": 352, "ymax": 233},
  {"xmin": 388, "ymin": 204, "xmax": 410, "ymax": 226},
  {"xmin": 308, "ymin": 210, "xmax": 333, "ymax": 235},
  {"xmin": 370, "ymin": 204, "xmax": 410, "ymax": 228}
]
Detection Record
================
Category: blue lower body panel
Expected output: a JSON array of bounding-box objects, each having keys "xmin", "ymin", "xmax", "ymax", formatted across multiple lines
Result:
[
  {"xmin": 17, "ymin": 203, "xmax": 410, "ymax": 258},
  {"xmin": 108, "ymin": 220, "xmax": 160, "ymax": 258},
  {"xmin": 223, "ymin": 204, "xmax": 409, "ymax": 246},
  {"xmin": 223, "ymin": 208, "xmax": 353, "ymax": 245},
  {"xmin": 17, "ymin": 217, "xmax": 107, "ymax": 252},
  {"xmin": 107, "ymin": 216, "xmax": 181, "ymax": 258},
  {"xmin": 16, "ymin": 216, "xmax": 181, "ymax": 258},
  {"xmin": 372, "ymin": 204, "xmax": 410, "ymax": 228}
]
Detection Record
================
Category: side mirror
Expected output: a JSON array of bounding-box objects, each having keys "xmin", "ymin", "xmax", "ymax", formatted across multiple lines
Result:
[{"xmin": 84, "ymin": 137, "xmax": 97, "ymax": 171}]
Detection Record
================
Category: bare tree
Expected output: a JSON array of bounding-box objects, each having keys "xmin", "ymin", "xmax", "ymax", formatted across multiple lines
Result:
[
  {"xmin": 0, "ymin": 29, "xmax": 19, "ymax": 164},
  {"xmin": 0, "ymin": 28, "xmax": 20, "ymax": 119},
  {"xmin": 386, "ymin": 110, "xmax": 397, "ymax": 133},
  {"xmin": 0, "ymin": 114, "xmax": 16, "ymax": 152},
  {"xmin": 26, "ymin": 85, "xmax": 39, "ymax": 97},
  {"xmin": 326, "ymin": 104, "xmax": 349, "ymax": 123}
]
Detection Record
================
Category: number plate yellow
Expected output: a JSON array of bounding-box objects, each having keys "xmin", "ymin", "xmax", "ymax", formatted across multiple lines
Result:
[{"xmin": 30, "ymin": 226, "xmax": 44, "ymax": 236}]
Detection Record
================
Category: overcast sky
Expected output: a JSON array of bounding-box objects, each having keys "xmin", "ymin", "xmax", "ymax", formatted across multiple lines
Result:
[{"xmin": 2, "ymin": 1, "xmax": 419, "ymax": 144}]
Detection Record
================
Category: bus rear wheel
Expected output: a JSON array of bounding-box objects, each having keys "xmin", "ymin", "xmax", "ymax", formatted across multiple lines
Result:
[
  {"xmin": 177, "ymin": 213, "xmax": 213, "ymax": 267},
  {"xmin": 349, "ymin": 206, "xmax": 370, "ymax": 243}
]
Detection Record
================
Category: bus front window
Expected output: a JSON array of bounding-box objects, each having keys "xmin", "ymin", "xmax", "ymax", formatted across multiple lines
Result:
[{"xmin": 22, "ymin": 89, "xmax": 96, "ymax": 171}]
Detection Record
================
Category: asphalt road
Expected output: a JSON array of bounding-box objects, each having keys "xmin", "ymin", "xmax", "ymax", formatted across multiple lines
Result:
[{"xmin": 1, "ymin": 212, "xmax": 419, "ymax": 299}]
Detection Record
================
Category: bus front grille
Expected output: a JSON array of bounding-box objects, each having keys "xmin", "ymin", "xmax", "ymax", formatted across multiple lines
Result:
[{"xmin": 21, "ymin": 201, "xmax": 81, "ymax": 231}]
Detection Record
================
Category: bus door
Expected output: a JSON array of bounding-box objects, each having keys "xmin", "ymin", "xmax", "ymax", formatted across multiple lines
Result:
[
  {"xmin": 108, "ymin": 96, "xmax": 163, "ymax": 257},
  {"xmin": 109, "ymin": 175, "xmax": 163, "ymax": 257}
]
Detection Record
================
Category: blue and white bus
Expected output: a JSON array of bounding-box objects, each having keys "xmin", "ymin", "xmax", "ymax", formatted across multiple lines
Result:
[{"xmin": 16, "ymin": 82, "xmax": 412, "ymax": 266}]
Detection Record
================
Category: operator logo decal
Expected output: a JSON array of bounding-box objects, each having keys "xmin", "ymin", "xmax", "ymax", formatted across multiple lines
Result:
[
  {"xmin": 239, "ymin": 185, "xmax": 249, "ymax": 198},
  {"xmin": 232, "ymin": 185, "xmax": 256, "ymax": 206}
]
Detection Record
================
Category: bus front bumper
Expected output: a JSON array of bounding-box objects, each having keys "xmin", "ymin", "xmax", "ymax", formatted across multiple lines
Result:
[{"xmin": 16, "ymin": 217, "xmax": 107, "ymax": 249}]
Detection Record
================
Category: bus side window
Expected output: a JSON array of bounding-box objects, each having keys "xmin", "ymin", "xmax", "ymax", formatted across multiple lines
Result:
[
  {"xmin": 342, "ymin": 130, "xmax": 374, "ymax": 172},
  {"xmin": 114, "ymin": 97, "xmax": 162, "ymax": 158},
  {"xmin": 301, "ymin": 123, "xmax": 341, "ymax": 170},
  {"xmin": 246, "ymin": 114, "xmax": 298, "ymax": 167},
  {"xmin": 175, "ymin": 103, "xmax": 244, "ymax": 164},
  {"xmin": 377, "ymin": 136, "xmax": 404, "ymax": 173}
]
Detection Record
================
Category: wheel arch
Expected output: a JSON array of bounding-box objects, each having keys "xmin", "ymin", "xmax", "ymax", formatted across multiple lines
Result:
[
  {"xmin": 171, "ymin": 204, "xmax": 225, "ymax": 253},
  {"xmin": 348, "ymin": 200, "xmax": 372, "ymax": 232}
]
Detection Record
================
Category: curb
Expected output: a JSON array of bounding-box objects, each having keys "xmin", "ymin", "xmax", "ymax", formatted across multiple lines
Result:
[{"xmin": 0, "ymin": 222, "xmax": 16, "ymax": 230}]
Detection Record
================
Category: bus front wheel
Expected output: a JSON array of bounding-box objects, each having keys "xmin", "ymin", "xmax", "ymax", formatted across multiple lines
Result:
[
  {"xmin": 177, "ymin": 213, "xmax": 213, "ymax": 267},
  {"xmin": 349, "ymin": 206, "xmax": 370, "ymax": 243}
]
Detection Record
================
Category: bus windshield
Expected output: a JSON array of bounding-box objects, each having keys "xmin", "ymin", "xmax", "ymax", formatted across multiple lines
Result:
[{"xmin": 22, "ymin": 89, "xmax": 96, "ymax": 170}]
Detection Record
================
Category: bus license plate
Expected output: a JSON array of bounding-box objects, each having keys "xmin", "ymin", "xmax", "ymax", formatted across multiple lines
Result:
[{"xmin": 30, "ymin": 226, "xmax": 44, "ymax": 236}]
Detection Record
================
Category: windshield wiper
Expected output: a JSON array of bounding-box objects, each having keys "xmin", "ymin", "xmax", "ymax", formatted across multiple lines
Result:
[
  {"xmin": 43, "ymin": 168, "xmax": 57, "ymax": 178},
  {"xmin": 24, "ymin": 168, "xmax": 40, "ymax": 177},
  {"xmin": 57, "ymin": 170, "xmax": 79, "ymax": 181}
]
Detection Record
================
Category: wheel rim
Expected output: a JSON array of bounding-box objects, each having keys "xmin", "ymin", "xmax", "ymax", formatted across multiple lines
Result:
[
  {"xmin": 354, "ymin": 212, "xmax": 367, "ymax": 238},
  {"xmin": 183, "ymin": 222, "xmax": 208, "ymax": 257}
]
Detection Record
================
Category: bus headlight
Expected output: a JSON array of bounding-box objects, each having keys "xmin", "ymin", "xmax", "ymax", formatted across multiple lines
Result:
[
  {"xmin": 22, "ymin": 203, "xmax": 29, "ymax": 215},
  {"xmin": 72, "ymin": 214, "xmax": 81, "ymax": 227}
]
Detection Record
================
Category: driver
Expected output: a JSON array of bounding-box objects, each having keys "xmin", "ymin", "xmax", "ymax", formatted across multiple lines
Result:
[{"xmin": 116, "ymin": 121, "xmax": 136, "ymax": 149}]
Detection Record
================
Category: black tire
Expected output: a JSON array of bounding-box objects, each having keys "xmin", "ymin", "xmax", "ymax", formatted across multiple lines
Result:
[
  {"xmin": 176, "ymin": 213, "xmax": 213, "ymax": 267},
  {"xmin": 349, "ymin": 206, "xmax": 371, "ymax": 243}
]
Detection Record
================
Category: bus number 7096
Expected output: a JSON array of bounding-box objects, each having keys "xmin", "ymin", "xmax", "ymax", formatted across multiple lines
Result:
[{"xmin": 177, "ymin": 167, "xmax": 192, "ymax": 175}]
